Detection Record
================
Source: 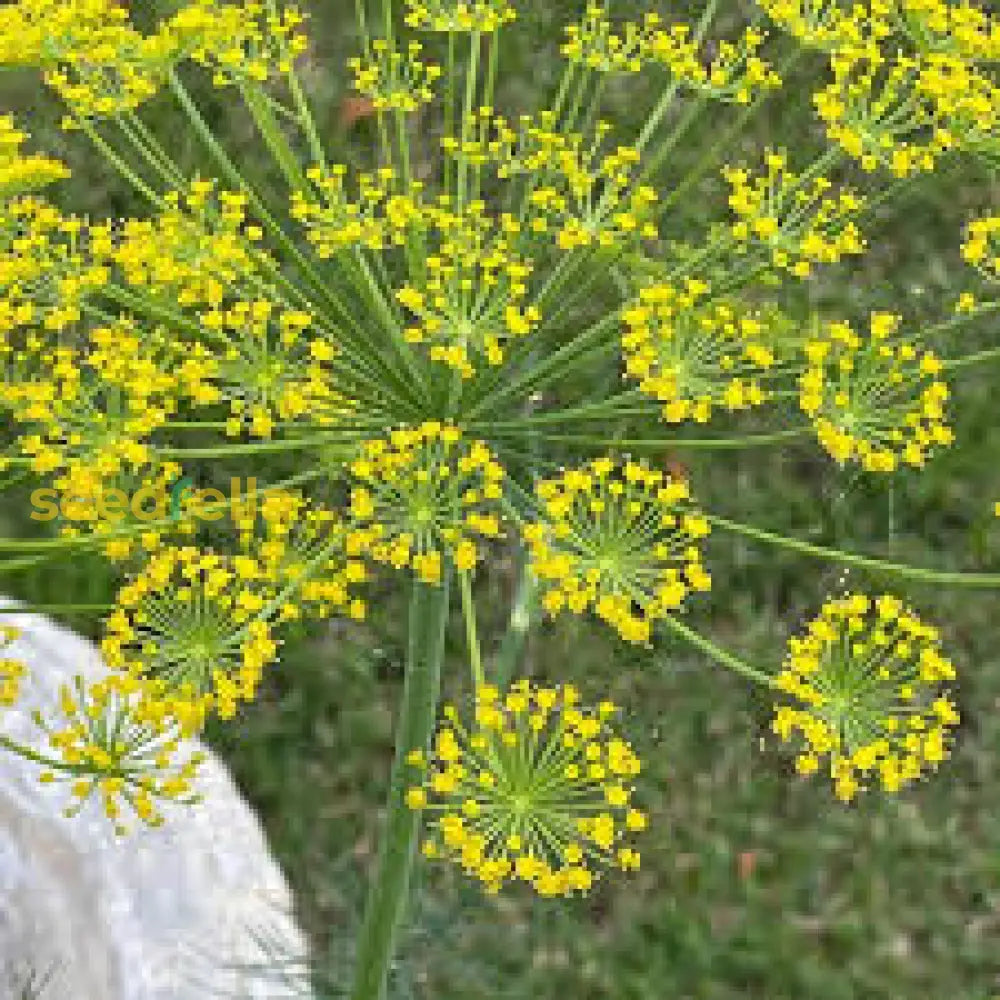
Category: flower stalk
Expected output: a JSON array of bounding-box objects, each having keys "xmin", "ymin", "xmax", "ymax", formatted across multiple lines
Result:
[{"xmin": 351, "ymin": 573, "xmax": 451, "ymax": 1000}]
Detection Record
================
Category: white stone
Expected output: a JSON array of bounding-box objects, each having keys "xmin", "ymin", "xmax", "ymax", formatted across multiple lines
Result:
[{"xmin": 0, "ymin": 599, "xmax": 313, "ymax": 998}]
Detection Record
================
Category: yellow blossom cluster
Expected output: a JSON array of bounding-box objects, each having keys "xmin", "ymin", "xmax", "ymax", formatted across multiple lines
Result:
[
  {"xmin": 897, "ymin": 0, "xmax": 1000, "ymax": 62},
  {"xmin": 444, "ymin": 113, "xmax": 658, "ymax": 251},
  {"xmin": 1, "ymin": 321, "xmax": 176, "ymax": 499},
  {"xmin": 347, "ymin": 422, "xmax": 505, "ymax": 584},
  {"xmin": 0, "ymin": 0, "xmax": 176, "ymax": 125},
  {"xmin": 524, "ymin": 458, "xmax": 711, "ymax": 644},
  {"xmin": 0, "ymin": 1, "xmax": 309, "ymax": 125},
  {"xmin": 165, "ymin": 0, "xmax": 309, "ymax": 88},
  {"xmin": 404, "ymin": 0, "xmax": 517, "ymax": 33},
  {"xmin": 961, "ymin": 215, "xmax": 1000, "ymax": 283},
  {"xmin": 0, "ymin": 115, "xmax": 70, "ymax": 202},
  {"xmin": 0, "ymin": 625, "xmax": 25, "ymax": 707},
  {"xmin": 724, "ymin": 149, "xmax": 866, "ymax": 277},
  {"xmin": 235, "ymin": 491, "xmax": 370, "ymax": 623},
  {"xmin": 797, "ymin": 311, "xmax": 953, "ymax": 471},
  {"xmin": 101, "ymin": 545, "xmax": 286, "ymax": 727},
  {"xmin": 758, "ymin": 0, "xmax": 890, "ymax": 52},
  {"xmin": 407, "ymin": 681, "xmax": 646, "ymax": 895},
  {"xmin": 292, "ymin": 165, "xmax": 422, "ymax": 255},
  {"xmin": 559, "ymin": 9, "xmax": 781, "ymax": 102},
  {"xmin": 350, "ymin": 39, "xmax": 441, "ymax": 113},
  {"xmin": 33, "ymin": 672, "xmax": 205, "ymax": 834},
  {"xmin": 621, "ymin": 280, "xmax": 777, "ymax": 424},
  {"xmin": 395, "ymin": 198, "xmax": 540, "ymax": 377},
  {"xmin": 0, "ymin": 197, "xmax": 108, "ymax": 353},
  {"xmin": 763, "ymin": 0, "xmax": 1000, "ymax": 176},
  {"xmin": 562, "ymin": 5, "xmax": 649, "ymax": 73},
  {"xmin": 646, "ymin": 19, "xmax": 782, "ymax": 104},
  {"xmin": 96, "ymin": 179, "xmax": 347, "ymax": 438},
  {"xmin": 772, "ymin": 593, "xmax": 960, "ymax": 802}
]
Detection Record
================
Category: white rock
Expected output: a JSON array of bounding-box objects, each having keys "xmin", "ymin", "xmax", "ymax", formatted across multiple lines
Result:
[{"xmin": 0, "ymin": 599, "xmax": 313, "ymax": 999}]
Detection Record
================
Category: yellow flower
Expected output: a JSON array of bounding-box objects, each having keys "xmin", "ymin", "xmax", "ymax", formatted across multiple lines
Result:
[
  {"xmin": 771, "ymin": 593, "xmax": 959, "ymax": 801},
  {"xmin": 621, "ymin": 280, "xmax": 782, "ymax": 424},
  {"xmin": 33, "ymin": 672, "xmax": 205, "ymax": 836},
  {"xmin": 798, "ymin": 312, "xmax": 953, "ymax": 472},
  {"xmin": 525, "ymin": 457, "xmax": 711, "ymax": 643},
  {"xmin": 409, "ymin": 680, "xmax": 645, "ymax": 895},
  {"xmin": 724, "ymin": 148, "xmax": 866, "ymax": 277},
  {"xmin": 404, "ymin": 0, "xmax": 516, "ymax": 33},
  {"xmin": 347, "ymin": 423, "xmax": 505, "ymax": 582}
]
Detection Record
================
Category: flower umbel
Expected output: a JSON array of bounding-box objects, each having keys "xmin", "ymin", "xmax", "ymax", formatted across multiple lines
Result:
[
  {"xmin": 347, "ymin": 422, "xmax": 505, "ymax": 583},
  {"xmin": 798, "ymin": 311, "xmax": 953, "ymax": 471},
  {"xmin": 408, "ymin": 680, "xmax": 646, "ymax": 895},
  {"xmin": 524, "ymin": 458, "xmax": 711, "ymax": 643},
  {"xmin": 621, "ymin": 280, "xmax": 778, "ymax": 424},
  {"xmin": 772, "ymin": 593, "xmax": 960, "ymax": 802},
  {"xmin": 33, "ymin": 672, "xmax": 205, "ymax": 834}
]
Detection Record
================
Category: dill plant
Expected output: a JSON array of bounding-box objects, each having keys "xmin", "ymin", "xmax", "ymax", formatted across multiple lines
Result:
[{"xmin": 0, "ymin": 0, "xmax": 999, "ymax": 996}]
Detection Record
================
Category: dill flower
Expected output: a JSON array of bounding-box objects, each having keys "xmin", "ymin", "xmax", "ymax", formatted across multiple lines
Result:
[
  {"xmin": 0, "ymin": 115, "xmax": 70, "ymax": 200},
  {"xmin": 961, "ymin": 215, "xmax": 1000, "ymax": 283},
  {"xmin": 524, "ymin": 458, "xmax": 711, "ymax": 644},
  {"xmin": 0, "ymin": 625, "xmax": 25, "ymax": 707},
  {"xmin": 395, "ymin": 197, "xmax": 540, "ymax": 377},
  {"xmin": 757, "ymin": 0, "xmax": 875, "ymax": 52},
  {"xmin": 100, "ymin": 545, "xmax": 287, "ymax": 727},
  {"xmin": 450, "ymin": 114, "xmax": 659, "ymax": 252},
  {"xmin": 724, "ymin": 149, "xmax": 866, "ymax": 278},
  {"xmin": 0, "ymin": 197, "xmax": 108, "ymax": 350},
  {"xmin": 2, "ymin": 325, "xmax": 174, "ymax": 497},
  {"xmin": 292, "ymin": 165, "xmax": 421, "ymax": 255},
  {"xmin": 646, "ymin": 22, "xmax": 782, "ymax": 104},
  {"xmin": 0, "ymin": 0, "xmax": 178, "ymax": 125},
  {"xmin": 896, "ymin": 0, "xmax": 1000, "ymax": 62},
  {"xmin": 798, "ymin": 311, "xmax": 953, "ymax": 471},
  {"xmin": 561, "ymin": 5, "xmax": 648, "ymax": 74},
  {"xmin": 237, "ymin": 491, "xmax": 370, "ymax": 622},
  {"xmin": 404, "ymin": 0, "xmax": 517, "ymax": 33},
  {"xmin": 349, "ymin": 39, "xmax": 442, "ymax": 113},
  {"xmin": 621, "ymin": 280, "xmax": 778, "ymax": 424},
  {"xmin": 32, "ymin": 672, "xmax": 205, "ymax": 834},
  {"xmin": 407, "ymin": 680, "xmax": 646, "ymax": 895},
  {"xmin": 771, "ymin": 593, "xmax": 960, "ymax": 802},
  {"xmin": 347, "ymin": 422, "xmax": 504, "ymax": 584},
  {"xmin": 99, "ymin": 179, "xmax": 349, "ymax": 437}
]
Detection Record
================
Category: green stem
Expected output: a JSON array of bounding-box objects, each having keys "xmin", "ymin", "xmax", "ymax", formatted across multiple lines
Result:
[
  {"xmin": 943, "ymin": 342, "xmax": 1000, "ymax": 370},
  {"xmin": 491, "ymin": 562, "xmax": 536, "ymax": 688},
  {"xmin": 351, "ymin": 574, "xmax": 451, "ymax": 1000},
  {"xmin": 709, "ymin": 513, "xmax": 1000, "ymax": 587},
  {"xmin": 661, "ymin": 614, "xmax": 776, "ymax": 688},
  {"xmin": 241, "ymin": 81, "xmax": 308, "ymax": 191},
  {"xmin": 459, "ymin": 570, "xmax": 485, "ymax": 689}
]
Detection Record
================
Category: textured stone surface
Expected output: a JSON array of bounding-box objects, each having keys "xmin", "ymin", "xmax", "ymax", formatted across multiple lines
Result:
[{"xmin": 0, "ymin": 599, "xmax": 312, "ymax": 998}]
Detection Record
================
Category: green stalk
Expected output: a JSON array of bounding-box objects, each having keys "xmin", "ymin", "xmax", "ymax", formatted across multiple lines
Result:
[
  {"xmin": 240, "ymin": 81, "xmax": 308, "ymax": 191},
  {"xmin": 456, "ymin": 31, "xmax": 480, "ymax": 213},
  {"xmin": 661, "ymin": 615, "xmax": 776, "ymax": 688},
  {"xmin": 459, "ymin": 570, "xmax": 485, "ymax": 688},
  {"xmin": 491, "ymin": 561, "xmax": 536, "ymax": 688},
  {"xmin": 709, "ymin": 513, "xmax": 1000, "ymax": 587},
  {"xmin": 351, "ymin": 574, "xmax": 451, "ymax": 1000}
]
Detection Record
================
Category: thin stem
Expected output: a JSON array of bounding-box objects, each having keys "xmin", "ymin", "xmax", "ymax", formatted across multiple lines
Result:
[
  {"xmin": 943, "ymin": 342, "xmax": 1000, "ymax": 370},
  {"xmin": 491, "ymin": 562, "xmax": 536, "ymax": 688},
  {"xmin": 459, "ymin": 570, "xmax": 485, "ymax": 689},
  {"xmin": 709, "ymin": 513, "xmax": 1000, "ymax": 587},
  {"xmin": 661, "ymin": 614, "xmax": 776, "ymax": 688},
  {"xmin": 351, "ymin": 574, "xmax": 451, "ymax": 1000}
]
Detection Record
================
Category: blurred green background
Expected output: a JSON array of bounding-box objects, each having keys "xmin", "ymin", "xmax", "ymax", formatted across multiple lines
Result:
[{"xmin": 2, "ymin": 1, "xmax": 1000, "ymax": 997}]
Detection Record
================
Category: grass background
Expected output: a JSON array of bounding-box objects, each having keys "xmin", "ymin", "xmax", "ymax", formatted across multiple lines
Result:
[{"xmin": 2, "ymin": 1, "xmax": 1000, "ymax": 996}]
